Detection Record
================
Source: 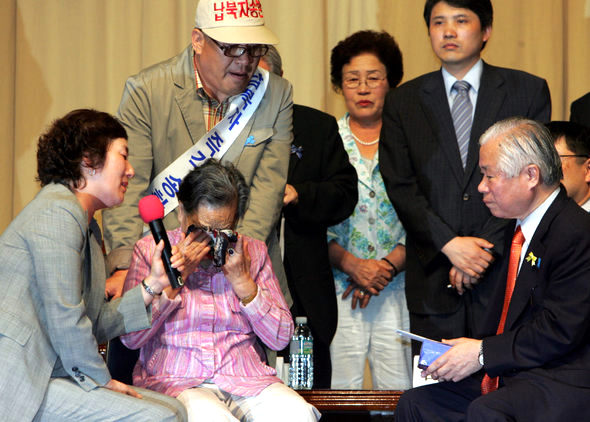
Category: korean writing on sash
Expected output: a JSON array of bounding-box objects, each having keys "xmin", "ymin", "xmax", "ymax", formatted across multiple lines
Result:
[
  {"xmin": 228, "ymin": 72, "xmax": 264, "ymax": 131},
  {"xmin": 152, "ymin": 131, "xmax": 226, "ymax": 202}
]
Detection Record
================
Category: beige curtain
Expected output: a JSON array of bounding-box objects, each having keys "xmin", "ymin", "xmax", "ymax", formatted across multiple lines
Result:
[{"xmin": 2, "ymin": 0, "xmax": 590, "ymax": 232}]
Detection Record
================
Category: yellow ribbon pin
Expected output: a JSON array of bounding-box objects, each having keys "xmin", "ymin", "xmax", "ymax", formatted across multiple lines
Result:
[{"xmin": 525, "ymin": 251, "xmax": 537, "ymax": 266}]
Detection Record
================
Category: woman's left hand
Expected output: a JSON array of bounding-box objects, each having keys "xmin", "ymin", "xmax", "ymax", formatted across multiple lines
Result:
[
  {"xmin": 223, "ymin": 235, "xmax": 257, "ymax": 301},
  {"xmin": 141, "ymin": 240, "xmax": 174, "ymax": 301},
  {"xmin": 342, "ymin": 283, "xmax": 372, "ymax": 309}
]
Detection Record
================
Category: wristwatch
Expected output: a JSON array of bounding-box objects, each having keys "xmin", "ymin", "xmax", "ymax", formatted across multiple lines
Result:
[{"xmin": 478, "ymin": 342, "xmax": 484, "ymax": 366}]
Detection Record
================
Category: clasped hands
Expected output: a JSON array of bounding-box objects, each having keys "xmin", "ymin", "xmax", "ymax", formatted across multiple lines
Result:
[
  {"xmin": 442, "ymin": 236, "xmax": 495, "ymax": 295},
  {"xmin": 342, "ymin": 257, "xmax": 395, "ymax": 309}
]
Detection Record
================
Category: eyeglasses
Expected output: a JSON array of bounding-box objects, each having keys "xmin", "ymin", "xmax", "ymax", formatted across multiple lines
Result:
[
  {"xmin": 209, "ymin": 36, "xmax": 269, "ymax": 58},
  {"xmin": 559, "ymin": 154, "xmax": 589, "ymax": 158},
  {"xmin": 342, "ymin": 73, "xmax": 387, "ymax": 89}
]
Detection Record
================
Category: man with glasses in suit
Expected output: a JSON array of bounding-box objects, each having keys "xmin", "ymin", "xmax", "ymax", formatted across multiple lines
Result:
[{"xmin": 547, "ymin": 121, "xmax": 590, "ymax": 212}]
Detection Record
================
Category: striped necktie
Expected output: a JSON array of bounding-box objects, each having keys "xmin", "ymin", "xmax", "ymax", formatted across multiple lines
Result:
[{"xmin": 451, "ymin": 80, "xmax": 472, "ymax": 168}]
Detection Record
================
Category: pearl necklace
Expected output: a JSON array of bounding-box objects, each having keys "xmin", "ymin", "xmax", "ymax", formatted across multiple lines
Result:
[
  {"xmin": 348, "ymin": 116, "xmax": 380, "ymax": 146},
  {"xmin": 351, "ymin": 132, "xmax": 379, "ymax": 146}
]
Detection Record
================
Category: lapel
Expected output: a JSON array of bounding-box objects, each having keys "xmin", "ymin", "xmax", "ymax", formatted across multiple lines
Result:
[
  {"xmin": 505, "ymin": 190, "xmax": 568, "ymax": 330},
  {"xmin": 463, "ymin": 62, "xmax": 506, "ymax": 184},
  {"xmin": 82, "ymin": 222, "xmax": 104, "ymax": 329},
  {"xmin": 288, "ymin": 105, "xmax": 306, "ymax": 181},
  {"xmin": 288, "ymin": 144, "xmax": 300, "ymax": 181},
  {"xmin": 420, "ymin": 70, "xmax": 464, "ymax": 185},
  {"xmin": 222, "ymin": 70, "xmax": 273, "ymax": 164},
  {"xmin": 173, "ymin": 46, "xmax": 206, "ymax": 145}
]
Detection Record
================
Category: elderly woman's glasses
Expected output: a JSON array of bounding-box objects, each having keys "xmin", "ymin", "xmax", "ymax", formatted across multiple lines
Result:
[
  {"xmin": 209, "ymin": 36, "xmax": 269, "ymax": 58},
  {"xmin": 343, "ymin": 72, "xmax": 387, "ymax": 89}
]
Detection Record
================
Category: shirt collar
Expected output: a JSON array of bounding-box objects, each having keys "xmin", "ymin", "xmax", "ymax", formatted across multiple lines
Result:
[
  {"xmin": 194, "ymin": 63, "xmax": 218, "ymax": 103},
  {"xmin": 442, "ymin": 58, "xmax": 483, "ymax": 97},
  {"xmin": 517, "ymin": 187, "xmax": 561, "ymax": 244}
]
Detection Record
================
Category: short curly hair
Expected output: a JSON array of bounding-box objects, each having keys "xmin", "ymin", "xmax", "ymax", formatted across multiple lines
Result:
[
  {"xmin": 36, "ymin": 109, "xmax": 127, "ymax": 189},
  {"xmin": 330, "ymin": 30, "xmax": 403, "ymax": 92}
]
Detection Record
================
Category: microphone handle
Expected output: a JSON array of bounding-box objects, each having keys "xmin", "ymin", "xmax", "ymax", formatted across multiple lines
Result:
[{"xmin": 148, "ymin": 220, "xmax": 184, "ymax": 289}]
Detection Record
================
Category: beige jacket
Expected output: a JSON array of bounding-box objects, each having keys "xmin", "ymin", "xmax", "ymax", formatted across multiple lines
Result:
[{"xmin": 102, "ymin": 45, "xmax": 293, "ymax": 304}]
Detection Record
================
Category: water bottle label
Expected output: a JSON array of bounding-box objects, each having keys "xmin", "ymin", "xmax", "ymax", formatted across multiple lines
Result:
[
  {"xmin": 302, "ymin": 339, "xmax": 313, "ymax": 354},
  {"xmin": 289, "ymin": 338, "xmax": 313, "ymax": 355}
]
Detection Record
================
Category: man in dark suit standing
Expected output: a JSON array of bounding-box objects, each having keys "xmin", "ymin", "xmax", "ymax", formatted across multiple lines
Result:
[
  {"xmin": 379, "ymin": 0, "xmax": 551, "ymax": 348},
  {"xmin": 546, "ymin": 121, "xmax": 590, "ymax": 211},
  {"xmin": 570, "ymin": 92, "xmax": 590, "ymax": 127},
  {"xmin": 282, "ymin": 105, "xmax": 358, "ymax": 387},
  {"xmin": 395, "ymin": 117, "xmax": 590, "ymax": 421},
  {"xmin": 260, "ymin": 47, "xmax": 358, "ymax": 388}
]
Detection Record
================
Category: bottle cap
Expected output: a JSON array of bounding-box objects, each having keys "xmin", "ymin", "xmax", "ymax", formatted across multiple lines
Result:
[{"xmin": 295, "ymin": 316, "xmax": 307, "ymax": 324}]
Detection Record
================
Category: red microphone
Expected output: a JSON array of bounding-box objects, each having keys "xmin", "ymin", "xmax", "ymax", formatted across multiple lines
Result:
[{"xmin": 138, "ymin": 195, "xmax": 184, "ymax": 289}]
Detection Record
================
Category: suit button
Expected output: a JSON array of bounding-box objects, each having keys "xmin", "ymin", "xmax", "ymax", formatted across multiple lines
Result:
[
  {"xmin": 369, "ymin": 191, "xmax": 376, "ymax": 198},
  {"xmin": 368, "ymin": 217, "xmax": 375, "ymax": 225},
  {"xmin": 463, "ymin": 193, "xmax": 470, "ymax": 201},
  {"xmin": 72, "ymin": 367, "xmax": 78, "ymax": 372},
  {"xmin": 368, "ymin": 245, "xmax": 375, "ymax": 252},
  {"xmin": 80, "ymin": 376, "xmax": 85, "ymax": 382}
]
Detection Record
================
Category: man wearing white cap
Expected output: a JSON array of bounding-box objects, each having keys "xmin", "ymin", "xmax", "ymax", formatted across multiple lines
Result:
[{"xmin": 103, "ymin": 0, "xmax": 294, "ymax": 315}]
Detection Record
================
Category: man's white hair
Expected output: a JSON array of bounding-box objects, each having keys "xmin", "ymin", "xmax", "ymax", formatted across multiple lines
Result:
[{"xmin": 479, "ymin": 117, "xmax": 562, "ymax": 186}]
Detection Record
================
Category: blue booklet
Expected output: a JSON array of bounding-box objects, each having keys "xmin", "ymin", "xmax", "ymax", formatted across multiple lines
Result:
[{"xmin": 396, "ymin": 329, "xmax": 452, "ymax": 369}]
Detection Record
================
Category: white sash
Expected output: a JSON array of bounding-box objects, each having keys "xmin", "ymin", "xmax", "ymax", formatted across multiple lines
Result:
[{"xmin": 149, "ymin": 67, "xmax": 269, "ymax": 216}]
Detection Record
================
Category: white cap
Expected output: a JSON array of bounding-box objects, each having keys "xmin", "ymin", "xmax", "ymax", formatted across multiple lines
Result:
[
  {"xmin": 195, "ymin": 0, "xmax": 279, "ymax": 45},
  {"xmin": 295, "ymin": 316, "xmax": 307, "ymax": 324}
]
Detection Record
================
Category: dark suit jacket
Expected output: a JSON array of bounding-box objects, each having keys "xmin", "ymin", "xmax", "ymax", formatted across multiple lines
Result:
[
  {"xmin": 481, "ymin": 189, "xmax": 590, "ymax": 401},
  {"xmin": 570, "ymin": 92, "xmax": 590, "ymax": 127},
  {"xmin": 283, "ymin": 104, "xmax": 358, "ymax": 345},
  {"xmin": 379, "ymin": 62, "xmax": 551, "ymax": 318}
]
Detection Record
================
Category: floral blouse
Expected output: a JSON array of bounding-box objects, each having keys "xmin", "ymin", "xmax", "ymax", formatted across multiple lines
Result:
[{"xmin": 328, "ymin": 114, "xmax": 406, "ymax": 295}]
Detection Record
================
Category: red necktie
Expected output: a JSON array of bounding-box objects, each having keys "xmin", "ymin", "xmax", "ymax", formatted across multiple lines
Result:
[{"xmin": 481, "ymin": 226, "xmax": 525, "ymax": 395}]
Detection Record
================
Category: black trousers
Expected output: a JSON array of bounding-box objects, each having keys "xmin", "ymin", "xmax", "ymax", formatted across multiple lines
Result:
[{"xmin": 395, "ymin": 370, "xmax": 590, "ymax": 422}]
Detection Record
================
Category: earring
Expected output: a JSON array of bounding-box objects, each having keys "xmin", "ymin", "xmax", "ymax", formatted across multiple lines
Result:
[{"xmin": 88, "ymin": 168, "xmax": 96, "ymax": 176}]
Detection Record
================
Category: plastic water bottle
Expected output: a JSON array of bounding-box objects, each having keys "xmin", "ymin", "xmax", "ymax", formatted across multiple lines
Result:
[{"xmin": 289, "ymin": 316, "xmax": 314, "ymax": 389}]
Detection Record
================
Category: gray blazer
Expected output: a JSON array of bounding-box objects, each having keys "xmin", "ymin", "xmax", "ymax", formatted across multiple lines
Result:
[
  {"xmin": 102, "ymin": 45, "xmax": 294, "ymax": 304},
  {"xmin": 0, "ymin": 184, "xmax": 151, "ymax": 421}
]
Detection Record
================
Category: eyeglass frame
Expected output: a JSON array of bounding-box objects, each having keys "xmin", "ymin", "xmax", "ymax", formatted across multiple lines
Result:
[
  {"xmin": 207, "ymin": 35, "xmax": 269, "ymax": 58},
  {"xmin": 342, "ymin": 71, "xmax": 388, "ymax": 89}
]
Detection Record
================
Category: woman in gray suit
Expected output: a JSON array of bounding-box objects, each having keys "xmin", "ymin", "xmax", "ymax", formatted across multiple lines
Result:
[{"xmin": 0, "ymin": 109, "xmax": 186, "ymax": 421}]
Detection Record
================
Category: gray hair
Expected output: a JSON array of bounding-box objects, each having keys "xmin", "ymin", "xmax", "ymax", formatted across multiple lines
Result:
[
  {"xmin": 261, "ymin": 45, "xmax": 283, "ymax": 76},
  {"xmin": 177, "ymin": 159, "xmax": 250, "ymax": 220},
  {"xmin": 479, "ymin": 117, "xmax": 563, "ymax": 187}
]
